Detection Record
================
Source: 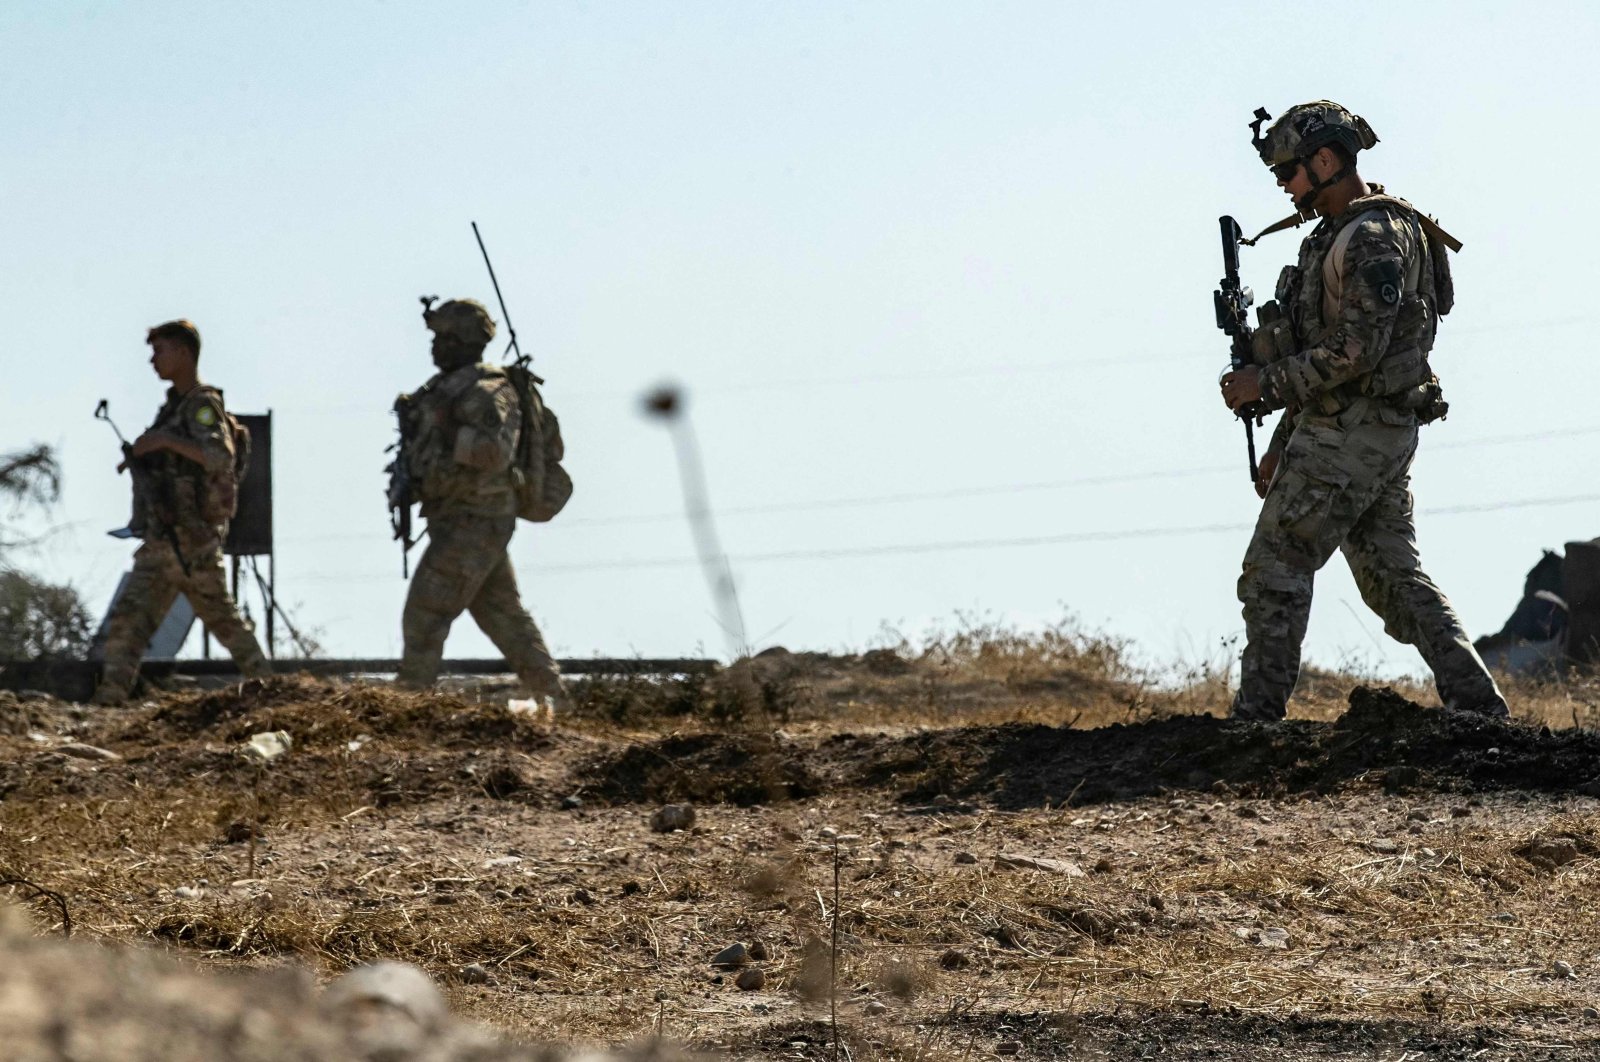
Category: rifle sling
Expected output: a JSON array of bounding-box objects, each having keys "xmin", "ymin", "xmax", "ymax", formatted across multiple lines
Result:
[{"xmin": 1241, "ymin": 209, "xmax": 1463, "ymax": 254}]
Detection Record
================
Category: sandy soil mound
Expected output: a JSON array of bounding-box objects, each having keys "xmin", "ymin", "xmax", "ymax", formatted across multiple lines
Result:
[{"xmin": 0, "ymin": 906, "xmax": 550, "ymax": 1061}]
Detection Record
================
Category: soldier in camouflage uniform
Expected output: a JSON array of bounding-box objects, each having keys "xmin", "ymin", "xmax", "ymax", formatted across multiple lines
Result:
[
  {"xmin": 91, "ymin": 320, "xmax": 271, "ymax": 705},
  {"xmin": 1219, "ymin": 101, "xmax": 1508, "ymax": 721},
  {"xmin": 395, "ymin": 299, "xmax": 568, "ymax": 705}
]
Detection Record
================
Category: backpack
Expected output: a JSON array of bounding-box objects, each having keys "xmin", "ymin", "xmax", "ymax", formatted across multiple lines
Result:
[
  {"xmin": 199, "ymin": 412, "xmax": 251, "ymax": 524},
  {"xmin": 503, "ymin": 363, "xmax": 572, "ymax": 522}
]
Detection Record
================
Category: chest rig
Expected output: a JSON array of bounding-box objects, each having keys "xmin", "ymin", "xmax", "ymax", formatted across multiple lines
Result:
[
  {"xmin": 1252, "ymin": 191, "xmax": 1454, "ymax": 421},
  {"xmin": 405, "ymin": 364, "xmax": 518, "ymax": 515}
]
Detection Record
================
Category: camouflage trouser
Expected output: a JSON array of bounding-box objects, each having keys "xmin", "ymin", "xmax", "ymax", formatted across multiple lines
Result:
[
  {"xmin": 94, "ymin": 528, "xmax": 271, "ymax": 703},
  {"xmin": 1236, "ymin": 409, "xmax": 1507, "ymax": 720},
  {"xmin": 397, "ymin": 513, "xmax": 563, "ymax": 697}
]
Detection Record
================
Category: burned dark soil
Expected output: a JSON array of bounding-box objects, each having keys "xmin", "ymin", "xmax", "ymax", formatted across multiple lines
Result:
[{"xmin": 587, "ymin": 686, "xmax": 1600, "ymax": 809}]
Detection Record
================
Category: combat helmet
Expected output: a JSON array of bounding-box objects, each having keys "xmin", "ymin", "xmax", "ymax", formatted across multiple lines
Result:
[
  {"xmin": 422, "ymin": 297, "xmax": 497, "ymax": 348},
  {"xmin": 1252, "ymin": 101, "xmax": 1378, "ymax": 167},
  {"xmin": 1251, "ymin": 101, "xmax": 1378, "ymax": 211}
]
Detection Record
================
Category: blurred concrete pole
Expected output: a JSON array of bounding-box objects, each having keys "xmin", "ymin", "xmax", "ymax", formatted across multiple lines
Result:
[{"xmin": 643, "ymin": 384, "xmax": 748, "ymax": 659}]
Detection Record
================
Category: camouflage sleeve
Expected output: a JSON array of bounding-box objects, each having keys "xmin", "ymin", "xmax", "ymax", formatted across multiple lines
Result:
[
  {"xmin": 450, "ymin": 377, "xmax": 518, "ymax": 472},
  {"xmin": 181, "ymin": 391, "xmax": 234, "ymax": 475},
  {"xmin": 1259, "ymin": 210, "xmax": 1417, "ymax": 408}
]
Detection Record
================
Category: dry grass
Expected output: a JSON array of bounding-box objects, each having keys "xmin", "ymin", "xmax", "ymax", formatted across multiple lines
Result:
[
  {"xmin": 0, "ymin": 627, "xmax": 1597, "ymax": 1057},
  {"xmin": 567, "ymin": 614, "xmax": 1600, "ymax": 736}
]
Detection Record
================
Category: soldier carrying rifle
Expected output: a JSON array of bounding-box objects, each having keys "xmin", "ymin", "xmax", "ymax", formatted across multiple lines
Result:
[
  {"xmin": 388, "ymin": 297, "xmax": 570, "ymax": 708},
  {"xmin": 1216, "ymin": 101, "xmax": 1507, "ymax": 722},
  {"xmin": 91, "ymin": 320, "xmax": 271, "ymax": 705}
]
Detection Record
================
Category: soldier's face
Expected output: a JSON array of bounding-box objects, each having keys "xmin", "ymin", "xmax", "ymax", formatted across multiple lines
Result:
[
  {"xmin": 430, "ymin": 333, "xmax": 456, "ymax": 370},
  {"xmin": 148, "ymin": 337, "xmax": 193, "ymax": 381},
  {"xmin": 430, "ymin": 333, "xmax": 480, "ymax": 370},
  {"xmin": 1276, "ymin": 159, "xmax": 1309, "ymax": 199}
]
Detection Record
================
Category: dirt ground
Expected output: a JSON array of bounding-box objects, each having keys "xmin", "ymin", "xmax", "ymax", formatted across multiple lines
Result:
[{"xmin": 1, "ymin": 645, "xmax": 1599, "ymax": 1061}]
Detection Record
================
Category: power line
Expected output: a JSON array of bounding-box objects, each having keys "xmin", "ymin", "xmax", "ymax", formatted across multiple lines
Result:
[
  {"xmin": 276, "ymin": 423, "xmax": 1600, "ymax": 543},
  {"xmin": 561, "ymin": 422, "xmax": 1600, "ymax": 527},
  {"xmin": 285, "ymin": 313, "xmax": 1600, "ymax": 416},
  {"xmin": 290, "ymin": 490, "xmax": 1600, "ymax": 582}
]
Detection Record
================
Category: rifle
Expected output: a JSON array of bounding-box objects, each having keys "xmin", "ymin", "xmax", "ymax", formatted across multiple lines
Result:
[
  {"xmin": 94, "ymin": 399, "xmax": 190, "ymax": 576},
  {"xmin": 1212, "ymin": 216, "xmax": 1264, "ymax": 483},
  {"xmin": 385, "ymin": 346, "xmax": 424, "ymax": 578}
]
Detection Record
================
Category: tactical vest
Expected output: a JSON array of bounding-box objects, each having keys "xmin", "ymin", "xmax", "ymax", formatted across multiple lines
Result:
[
  {"xmin": 1268, "ymin": 190, "xmax": 1453, "ymax": 421},
  {"xmin": 143, "ymin": 384, "xmax": 249, "ymax": 532},
  {"xmin": 405, "ymin": 364, "xmax": 521, "ymax": 519}
]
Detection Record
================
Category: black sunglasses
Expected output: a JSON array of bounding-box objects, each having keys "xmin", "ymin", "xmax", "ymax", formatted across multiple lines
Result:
[{"xmin": 1271, "ymin": 159, "xmax": 1302, "ymax": 182}]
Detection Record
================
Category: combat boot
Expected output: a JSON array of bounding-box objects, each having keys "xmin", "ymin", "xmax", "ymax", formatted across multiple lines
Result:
[
  {"xmin": 1230, "ymin": 693, "xmax": 1285, "ymax": 722},
  {"xmin": 88, "ymin": 683, "xmax": 129, "ymax": 707}
]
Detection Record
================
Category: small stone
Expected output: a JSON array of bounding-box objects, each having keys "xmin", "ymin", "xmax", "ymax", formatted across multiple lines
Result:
[
  {"xmin": 939, "ymin": 948, "xmax": 970, "ymax": 970},
  {"xmin": 1408, "ymin": 823, "xmax": 1424, "ymax": 835},
  {"xmin": 1450, "ymin": 806, "xmax": 1471, "ymax": 818},
  {"xmin": 864, "ymin": 1000, "xmax": 888, "ymax": 1016},
  {"xmin": 1407, "ymin": 809, "xmax": 1428, "ymax": 821},
  {"xmin": 711, "ymin": 942, "xmax": 749, "ymax": 969},
  {"xmin": 242, "ymin": 730, "xmax": 292, "ymax": 764},
  {"xmin": 1092, "ymin": 857, "xmax": 1114, "ymax": 874},
  {"xmin": 1553, "ymin": 961, "xmax": 1577, "ymax": 979},
  {"xmin": 1368, "ymin": 838, "xmax": 1400, "ymax": 855},
  {"xmin": 735, "ymin": 967, "xmax": 766, "ymax": 991},
  {"xmin": 560, "ymin": 795, "xmax": 583, "ymax": 811},
  {"xmin": 1583, "ymin": 1006, "xmax": 1600, "ymax": 1020},
  {"xmin": 1235, "ymin": 805, "xmax": 1259, "ymax": 819},
  {"xmin": 748, "ymin": 940, "xmax": 769, "ymax": 960},
  {"xmin": 327, "ymin": 962, "xmax": 447, "ymax": 1032},
  {"xmin": 651, "ymin": 804, "xmax": 696, "ymax": 833},
  {"xmin": 483, "ymin": 856, "xmax": 523, "ymax": 868},
  {"xmin": 996, "ymin": 1041, "xmax": 1022, "ymax": 1056},
  {"xmin": 571, "ymin": 888, "xmax": 595, "ymax": 905},
  {"xmin": 994, "ymin": 853, "xmax": 1085, "ymax": 877},
  {"xmin": 460, "ymin": 962, "xmax": 490, "ymax": 984},
  {"xmin": 1491, "ymin": 912, "xmax": 1518, "ymax": 924},
  {"xmin": 57, "ymin": 743, "xmax": 122, "ymax": 762},
  {"xmin": 954, "ymin": 852, "xmax": 978, "ymax": 865},
  {"xmin": 173, "ymin": 886, "xmax": 202, "ymax": 900},
  {"xmin": 223, "ymin": 821, "xmax": 257, "ymax": 844},
  {"xmin": 1255, "ymin": 927, "xmax": 1290, "ymax": 949}
]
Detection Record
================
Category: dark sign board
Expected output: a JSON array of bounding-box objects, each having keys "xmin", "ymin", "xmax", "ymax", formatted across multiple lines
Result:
[{"xmin": 225, "ymin": 412, "xmax": 272, "ymax": 556}]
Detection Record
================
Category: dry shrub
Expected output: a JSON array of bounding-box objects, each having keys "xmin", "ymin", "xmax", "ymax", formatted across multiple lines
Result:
[{"xmin": 570, "ymin": 656, "xmax": 813, "ymax": 728}]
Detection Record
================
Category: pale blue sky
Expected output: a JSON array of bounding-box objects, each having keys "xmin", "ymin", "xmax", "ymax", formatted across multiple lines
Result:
[{"xmin": 4, "ymin": 1, "xmax": 1596, "ymax": 678}]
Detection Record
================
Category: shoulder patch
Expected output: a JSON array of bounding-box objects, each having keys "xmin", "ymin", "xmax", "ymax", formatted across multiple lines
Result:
[
  {"xmin": 194, "ymin": 405, "xmax": 218, "ymax": 428},
  {"xmin": 1358, "ymin": 256, "xmax": 1403, "ymax": 295}
]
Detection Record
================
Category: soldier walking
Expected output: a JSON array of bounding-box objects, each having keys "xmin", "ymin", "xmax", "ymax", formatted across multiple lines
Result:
[
  {"xmin": 1218, "ymin": 101, "xmax": 1508, "ymax": 721},
  {"xmin": 91, "ymin": 320, "xmax": 270, "ymax": 704},
  {"xmin": 393, "ymin": 299, "xmax": 568, "ymax": 706}
]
